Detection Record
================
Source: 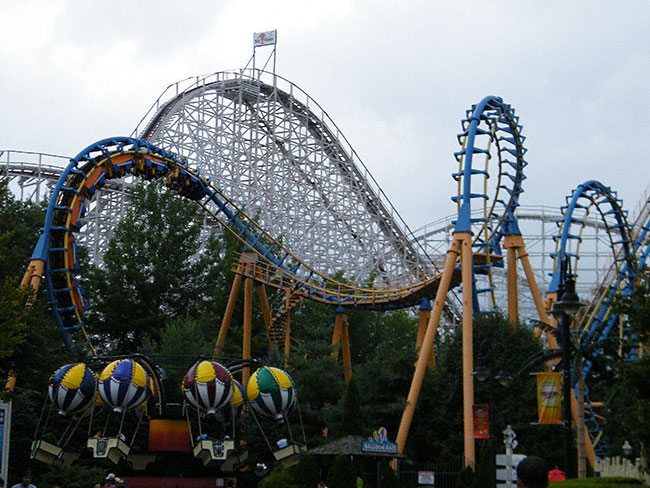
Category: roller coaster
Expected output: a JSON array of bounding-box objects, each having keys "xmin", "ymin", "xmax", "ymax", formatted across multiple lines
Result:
[{"xmin": 7, "ymin": 68, "xmax": 649, "ymax": 471}]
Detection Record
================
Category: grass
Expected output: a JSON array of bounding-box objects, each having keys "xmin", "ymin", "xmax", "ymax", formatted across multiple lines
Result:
[{"xmin": 550, "ymin": 477, "xmax": 646, "ymax": 487}]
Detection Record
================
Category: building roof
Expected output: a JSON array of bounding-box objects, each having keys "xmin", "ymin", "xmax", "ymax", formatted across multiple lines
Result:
[{"xmin": 308, "ymin": 435, "xmax": 405, "ymax": 458}]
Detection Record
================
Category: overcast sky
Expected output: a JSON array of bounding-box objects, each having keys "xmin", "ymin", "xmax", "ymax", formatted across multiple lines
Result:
[{"xmin": 2, "ymin": 1, "xmax": 650, "ymax": 231}]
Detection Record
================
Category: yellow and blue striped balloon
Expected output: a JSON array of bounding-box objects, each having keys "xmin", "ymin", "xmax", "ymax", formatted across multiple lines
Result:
[
  {"xmin": 246, "ymin": 366, "xmax": 296, "ymax": 421},
  {"xmin": 48, "ymin": 363, "xmax": 96, "ymax": 415},
  {"xmin": 98, "ymin": 359, "xmax": 150, "ymax": 413}
]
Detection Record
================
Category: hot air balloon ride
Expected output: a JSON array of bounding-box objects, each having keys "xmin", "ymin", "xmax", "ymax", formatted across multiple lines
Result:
[
  {"xmin": 48, "ymin": 362, "xmax": 96, "ymax": 415},
  {"xmin": 183, "ymin": 360, "xmax": 234, "ymax": 414},
  {"xmin": 246, "ymin": 366, "xmax": 305, "ymax": 466},
  {"xmin": 31, "ymin": 363, "xmax": 96, "ymax": 465},
  {"xmin": 246, "ymin": 366, "xmax": 296, "ymax": 421},
  {"xmin": 86, "ymin": 359, "xmax": 152, "ymax": 464},
  {"xmin": 183, "ymin": 360, "xmax": 239, "ymax": 465},
  {"xmin": 98, "ymin": 358, "xmax": 151, "ymax": 413}
]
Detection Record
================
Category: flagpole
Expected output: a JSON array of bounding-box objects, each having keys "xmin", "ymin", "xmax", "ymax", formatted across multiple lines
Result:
[{"xmin": 252, "ymin": 30, "xmax": 277, "ymax": 80}]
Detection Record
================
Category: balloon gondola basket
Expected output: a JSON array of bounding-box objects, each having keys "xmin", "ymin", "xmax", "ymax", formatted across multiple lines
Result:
[
  {"xmin": 30, "ymin": 439, "xmax": 63, "ymax": 464},
  {"xmin": 272, "ymin": 442, "xmax": 306, "ymax": 468},
  {"xmin": 87, "ymin": 436, "xmax": 130, "ymax": 464},
  {"xmin": 221, "ymin": 448, "xmax": 248, "ymax": 472},
  {"xmin": 193, "ymin": 438, "xmax": 235, "ymax": 466},
  {"xmin": 127, "ymin": 453, "xmax": 157, "ymax": 471}
]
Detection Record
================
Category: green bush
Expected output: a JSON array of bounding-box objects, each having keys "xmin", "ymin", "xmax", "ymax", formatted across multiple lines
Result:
[
  {"xmin": 380, "ymin": 464, "xmax": 400, "ymax": 488},
  {"xmin": 292, "ymin": 453, "xmax": 321, "ymax": 488},
  {"xmin": 473, "ymin": 439, "xmax": 492, "ymax": 487},
  {"xmin": 456, "ymin": 466, "xmax": 475, "ymax": 488},
  {"xmin": 550, "ymin": 477, "xmax": 645, "ymax": 487},
  {"xmin": 258, "ymin": 464, "xmax": 299, "ymax": 488},
  {"xmin": 38, "ymin": 463, "xmax": 107, "ymax": 488}
]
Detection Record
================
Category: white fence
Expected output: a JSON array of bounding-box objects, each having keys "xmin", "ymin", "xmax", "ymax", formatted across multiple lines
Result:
[{"xmin": 595, "ymin": 456, "xmax": 649, "ymax": 483}]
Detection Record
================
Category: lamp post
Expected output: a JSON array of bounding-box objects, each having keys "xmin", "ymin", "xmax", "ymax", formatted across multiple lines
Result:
[
  {"xmin": 622, "ymin": 440, "xmax": 632, "ymax": 458},
  {"xmin": 549, "ymin": 257, "xmax": 583, "ymax": 480},
  {"xmin": 473, "ymin": 340, "xmax": 513, "ymax": 488}
]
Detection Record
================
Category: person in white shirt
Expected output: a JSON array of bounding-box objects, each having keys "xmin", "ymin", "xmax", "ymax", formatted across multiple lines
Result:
[{"xmin": 10, "ymin": 473, "xmax": 37, "ymax": 488}]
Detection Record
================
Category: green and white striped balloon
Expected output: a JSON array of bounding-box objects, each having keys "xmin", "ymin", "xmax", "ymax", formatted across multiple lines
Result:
[{"xmin": 246, "ymin": 366, "xmax": 296, "ymax": 421}]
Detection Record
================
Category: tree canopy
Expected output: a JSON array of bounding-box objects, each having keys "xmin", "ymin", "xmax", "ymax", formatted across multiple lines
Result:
[
  {"xmin": 0, "ymin": 176, "xmax": 596, "ymax": 483},
  {"xmin": 604, "ymin": 273, "xmax": 650, "ymax": 462}
]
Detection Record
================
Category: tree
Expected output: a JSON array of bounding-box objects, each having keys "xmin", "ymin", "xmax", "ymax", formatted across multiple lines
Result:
[
  {"xmin": 605, "ymin": 272, "xmax": 650, "ymax": 464},
  {"xmin": 455, "ymin": 466, "xmax": 476, "ymax": 488},
  {"xmin": 38, "ymin": 463, "xmax": 106, "ymax": 487},
  {"xmin": 522, "ymin": 310, "xmax": 624, "ymax": 476},
  {"xmin": 406, "ymin": 312, "xmax": 553, "ymax": 464},
  {"xmin": 339, "ymin": 375, "xmax": 364, "ymax": 437},
  {"xmin": 292, "ymin": 453, "xmax": 321, "ymax": 488},
  {"xmin": 83, "ymin": 180, "xmax": 218, "ymax": 352},
  {"xmin": 0, "ymin": 180, "xmax": 46, "ymax": 360},
  {"xmin": 0, "ymin": 276, "xmax": 28, "ymax": 360},
  {"xmin": 150, "ymin": 315, "xmax": 214, "ymax": 357},
  {"xmin": 259, "ymin": 463, "xmax": 299, "ymax": 488},
  {"xmin": 380, "ymin": 464, "xmax": 400, "ymax": 488},
  {"xmin": 0, "ymin": 180, "xmax": 45, "ymax": 281},
  {"xmin": 326, "ymin": 454, "xmax": 357, "ymax": 488},
  {"xmin": 0, "ymin": 180, "xmax": 70, "ymax": 483},
  {"xmin": 352, "ymin": 308, "xmax": 417, "ymax": 437}
]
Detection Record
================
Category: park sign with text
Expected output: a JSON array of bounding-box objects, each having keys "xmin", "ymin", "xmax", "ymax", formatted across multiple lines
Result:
[{"xmin": 361, "ymin": 427, "xmax": 398, "ymax": 454}]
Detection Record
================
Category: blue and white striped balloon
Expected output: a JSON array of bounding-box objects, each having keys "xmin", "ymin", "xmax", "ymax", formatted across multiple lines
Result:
[
  {"xmin": 98, "ymin": 359, "xmax": 150, "ymax": 413},
  {"xmin": 48, "ymin": 363, "xmax": 96, "ymax": 415}
]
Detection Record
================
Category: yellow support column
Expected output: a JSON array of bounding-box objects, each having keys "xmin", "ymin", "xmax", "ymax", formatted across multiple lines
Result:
[
  {"xmin": 283, "ymin": 301, "xmax": 292, "ymax": 366},
  {"xmin": 503, "ymin": 236, "xmax": 519, "ymax": 326},
  {"xmin": 242, "ymin": 274, "xmax": 253, "ymax": 388},
  {"xmin": 332, "ymin": 307, "xmax": 346, "ymax": 357},
  {"xmin": 396, "ymin": 236, "xmax": 462, "ymax": 457},
  {"xmin": 511, "ymin": 236, "xmax": 552, "ymax": 329},
  {"xmin": 415, "ymin": 299, "xmax": 435, "ymax": 370},
  {"xmin": 459, "ymin": 231, "xmax": 475, "ymax": 467},
  {"xmin": 213, "ymin": 273, "xmax": 242, "ymax": 357},
  {"xmin": 341, "ymin": 314, "xmax": 352, "ymax": 382},
  {"xmin": 20, "ymin": 259, "xmax": 45, "ymax": 299}
]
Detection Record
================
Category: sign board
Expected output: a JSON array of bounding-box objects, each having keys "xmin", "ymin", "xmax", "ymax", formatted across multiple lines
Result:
[
  {"xmin": 253, "ymin": 30, "xmax": 277, "ymax": 47},
  {"xmin": 0, "ymin": 401, "xmax": 11, "ymax": 484},
  {"xmin": 361, "ymin": 427, "xmax": 398, "ymax": 454},
  {"xmin": 496, "ymin": 454, "xmax": 526, "ymax": 467},
  {"xmin": 496, "ymin": 453, "xmax": 526, "ymax": 487},
  {"xmin": 417, "ymin": 471, "xmax": 435, "ymax": 485},
  {"xmin": 497, "ymin": 468, "xmax": 516, "ymax": 481},
  {"xmin": 361, "ymin": 439, "xmax": 398, "ymax": 454},
  {"xmin": 472, "ymin": 404, "xmax": 489, "ymax": 439}
]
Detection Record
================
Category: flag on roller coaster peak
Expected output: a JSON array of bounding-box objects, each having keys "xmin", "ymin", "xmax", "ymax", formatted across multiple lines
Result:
[{"xmin": 254, "ymin": 30, "xmax": 277, "ymax": 47}]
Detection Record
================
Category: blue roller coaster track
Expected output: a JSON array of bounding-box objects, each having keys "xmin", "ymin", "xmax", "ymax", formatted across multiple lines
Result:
[{"xmin": 19, "ymin": 70, "xmax": 646, "ymax": 463}]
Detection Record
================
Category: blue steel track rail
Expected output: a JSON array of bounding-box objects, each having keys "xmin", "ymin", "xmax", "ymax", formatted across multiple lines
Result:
[
  {"xmin": 452, "ymin": 96, "xmax": 527, "ymax": 308},
  {"xmin": 30, "ymin": 137, "xmax": 454, "ymax": 350},
  {"xmin": 548, "ymin": 180, "xmax": 637, "ymax": 457}
]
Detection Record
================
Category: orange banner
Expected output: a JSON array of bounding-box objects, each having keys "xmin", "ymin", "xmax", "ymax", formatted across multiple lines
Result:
[
  {"xmin": 473, "ymin": 404, "xmax": 489, "ymax": 439},
  {"xmin": 537, "ymin": 372, "xmax": 562, "ymax": 425}
]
